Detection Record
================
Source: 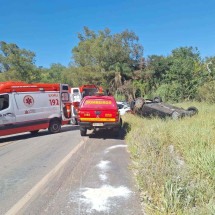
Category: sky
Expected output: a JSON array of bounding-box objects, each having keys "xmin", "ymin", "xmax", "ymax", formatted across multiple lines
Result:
[{"xmin": 1, "ymin": 0, "xmax": 215, "ymax": 68}]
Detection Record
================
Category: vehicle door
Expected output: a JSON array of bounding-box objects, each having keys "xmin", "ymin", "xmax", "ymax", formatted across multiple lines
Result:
[{"xmin": 0, "ymin": 94, "xmax": 16, "ymax": 126}]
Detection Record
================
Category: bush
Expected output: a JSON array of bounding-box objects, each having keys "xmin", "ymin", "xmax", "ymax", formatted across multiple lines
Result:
[
  {"xmin": 154, "ymin": 83, "xmax": 183, "ymax": 102},
  {"xmin": 197, "ymin": 80, "xmax": 215, "ymax": 103}
]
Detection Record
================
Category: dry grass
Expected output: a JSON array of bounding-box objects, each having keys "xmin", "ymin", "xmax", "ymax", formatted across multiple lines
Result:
[{"xmin": 123, "ymin": 102, "xmax": 215, "ymax": 215}]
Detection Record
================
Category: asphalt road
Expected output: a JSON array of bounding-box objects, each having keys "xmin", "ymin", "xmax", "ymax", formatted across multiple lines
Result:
[{"xmin": 0, "ymin": 126, "xmax": 143, "ymax": 215}]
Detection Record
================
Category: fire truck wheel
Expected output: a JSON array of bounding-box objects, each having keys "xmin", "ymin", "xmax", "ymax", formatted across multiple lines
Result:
[
  {"xmin": 120, "ymin": 118, "xmax": 122, "ymax": 127},
  {"xmin": 80, "ymin": 128, "xmax": 87, "ymax": 136},
  {"xmin": 48, "ymin": 119, "xmax": 61, "ymax": 134},
  {"xmin": 30, "ymin": 130, "xmax": 39, "ymax": 135}
]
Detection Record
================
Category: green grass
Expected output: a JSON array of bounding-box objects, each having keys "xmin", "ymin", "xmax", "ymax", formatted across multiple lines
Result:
[{"xmin": 123, "ymin": 102, "xmax": 215, "ymax": 215}]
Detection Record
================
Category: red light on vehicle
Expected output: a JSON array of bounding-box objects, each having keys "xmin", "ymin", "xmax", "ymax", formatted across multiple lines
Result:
[
  {"xmin": 73, "ymin": 101, "xmax": 80, "ymax": 107},
  {"xmin": 115, "ymin": 111, "xmax": 119, "ymax": 121}
]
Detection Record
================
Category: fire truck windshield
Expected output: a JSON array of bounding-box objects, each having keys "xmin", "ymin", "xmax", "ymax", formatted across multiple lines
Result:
[{"xmin": 82, "ymin": 88, "xmax": 98, "ymax": 97}]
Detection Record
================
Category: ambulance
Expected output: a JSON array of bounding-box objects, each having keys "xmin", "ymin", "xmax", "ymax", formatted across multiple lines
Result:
[{"xmin": 0, "ymin": 81, "xmax": 71, "ymax": 137}]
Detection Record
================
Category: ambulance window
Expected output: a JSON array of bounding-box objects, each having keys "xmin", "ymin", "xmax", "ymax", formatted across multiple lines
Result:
[
  {"xmin": 61, "ymin": 92, "xmax": 69, "ymax": 102},
  {"xmin": 62, "ymin": 85, "xmax": 68, "ymax": 91},
  {"xmin": 0, "ymin": 94, "xmax": 9, "ymax": 111},
  {"xmin": 73, "ymin": 89, "xmax": 79, "ymax": 93}
]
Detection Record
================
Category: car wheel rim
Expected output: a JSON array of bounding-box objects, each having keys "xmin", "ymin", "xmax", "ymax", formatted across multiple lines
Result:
[{"xmin": 53, "ymin": 124, "xmax": 59, "ymax": 131}]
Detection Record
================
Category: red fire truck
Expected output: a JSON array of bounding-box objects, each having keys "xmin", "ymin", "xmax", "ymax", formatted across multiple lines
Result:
[{"xmin": 78, "ymin": 94, "xmax": 122, "ymax": 136}]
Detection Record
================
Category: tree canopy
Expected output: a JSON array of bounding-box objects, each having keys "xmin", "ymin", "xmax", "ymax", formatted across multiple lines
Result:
[
  {"xmin": 0, "ymin": 28, "xmax": 214, "ymax": 103},
  {"xmin": 72, "ymin": 27, "xmax": 143, "ymax": 72},
  {"xmin": 0, "ymin": 41, "xmax": 39, "ymax": 82}
]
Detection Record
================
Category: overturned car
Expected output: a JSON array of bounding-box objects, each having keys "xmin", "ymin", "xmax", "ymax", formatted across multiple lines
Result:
[{"xmin": 130, "ymin": 97, "xmax": 198, "ymax": 119}]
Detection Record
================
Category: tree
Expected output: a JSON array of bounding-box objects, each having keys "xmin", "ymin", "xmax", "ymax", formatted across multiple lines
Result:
[
  {"xmin": 72, "ymin": 27, "xmax": 143, "ymax": 70},
  {"xmin": 60, "ymin": 66, "xmax": 105, "ymax": 87},
  {"xmin": 143, "ymin": 55, "xmax": 171, "ymax": 95},
  {"xmin": 0, "ymin": 41, "xmax": 38, "ymax": 82},
  {"xmin": 72, "ymin": 27, "xmax": 144, "ymax": 91},
  {"xmin": 163, "ymin": 47, "xmax": 202, "ymax": 101},
  {"xmin": 195, "ymin": 56, "xmax": 215, "ymax": 103},
  {"xmin": 40, "ymin": 63, "xmax": 66, "ymax": 83},
  {"xmin": 204, "ymin": 57, "xmax": 215, "ymax": 78},
  {"xmin": 145, "ymin": 55, "xmax": 170, "ymax": 82}
]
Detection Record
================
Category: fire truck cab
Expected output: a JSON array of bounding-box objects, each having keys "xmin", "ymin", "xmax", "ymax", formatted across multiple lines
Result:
[
  {"xmin": 0, "ymin": 81, "xmax": 71, "ymax": 137},
  {"xmin": 79, "ymin": 84, "xmax": 100, "ymax": 98}
]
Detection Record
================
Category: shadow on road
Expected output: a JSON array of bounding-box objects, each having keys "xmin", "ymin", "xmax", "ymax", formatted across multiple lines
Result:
[
  {"xmin": 0, "ymin": 125, "xmax": 80, "ymax": 144},
  {"xmin": 88, "ymin": 127, "xmax": 127, "ymax": 140}
]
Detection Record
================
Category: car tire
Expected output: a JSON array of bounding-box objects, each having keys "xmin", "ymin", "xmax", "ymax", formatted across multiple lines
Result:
[
  {"xmin": 187, "ymin": 106, "xmax": 198, "ymax": 115},
  {"xmin": 30, "ymin": 130, "xmax": 39, "ymax": 135},
  {"xmin": 153, "ymin": 96, "xmax": 162, "ymax": 103},
  {"xmin": 80, "ymin": 128, "xmax": 87, "ymax": 136},
  {"xmin": 48, "ymin": 119, "xmax": 61, "ymax": 134},
  {"xmin": 120, "ymin": 118, "xmax": 122, "ymax": 127}
]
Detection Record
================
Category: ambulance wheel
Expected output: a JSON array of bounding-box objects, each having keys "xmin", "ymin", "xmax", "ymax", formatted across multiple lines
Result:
[
  {"xmin": 48, "ymin": 119, "xmax": 61, "ymax": 134},
  {"xmin": 80, "ymin": 128, "xmax": 87, "ymax": 136},
  {"xmin": 30, "ymin": 130, "xmax": 39, "ymax": 135}
]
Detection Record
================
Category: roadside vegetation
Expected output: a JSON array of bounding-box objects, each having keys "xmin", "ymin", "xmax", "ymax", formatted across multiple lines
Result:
[
  {"xmin": 123, "ymin": 102, "xmax": 215, "ymax": 215},
  {"xmin": 1, "ymin": 27, "xmax": 215, "ymax": 103}
]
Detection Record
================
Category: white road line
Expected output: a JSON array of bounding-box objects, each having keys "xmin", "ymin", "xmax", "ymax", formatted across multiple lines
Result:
[{"xmin": 5, "ymin": 137, "xmax": 88, "ymax": 215}]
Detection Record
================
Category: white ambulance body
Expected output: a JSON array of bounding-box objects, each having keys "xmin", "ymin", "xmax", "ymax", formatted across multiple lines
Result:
[
  {"xmin": 0, "ymin": 82, "xmax": 71, "ymax": 137},
  {"xmin": 70, "ymin": 87, "xmax": 82, "ymax": 125},
  {"xmin": 71, "ymin": 87, "xmax": 81, "ymax": 96}
]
